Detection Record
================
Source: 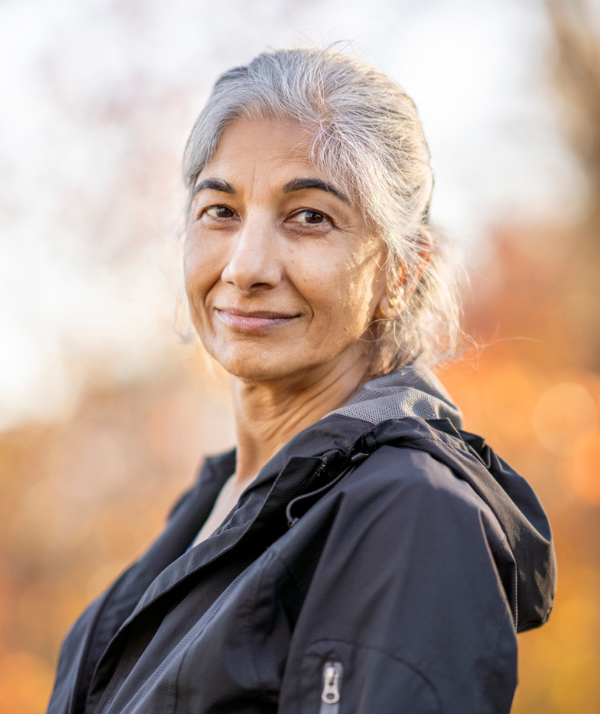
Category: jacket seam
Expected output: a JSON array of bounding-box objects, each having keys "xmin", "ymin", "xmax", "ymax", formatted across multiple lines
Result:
[
  {"xmin": 245, "ymin": 550, "xmax": 277, "ymax": 697},
  {"xmin": 477, "ymin": 599, "xmax": 515, "ymax": 713},
  {"xmin": 409, "ymin": 433, "xmax": 471, "ymax": 453}
]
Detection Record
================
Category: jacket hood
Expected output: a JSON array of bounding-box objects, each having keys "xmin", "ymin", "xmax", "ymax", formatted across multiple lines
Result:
[
  {"xmin": 330, "ymin": 365, "xmax": 463, "ymax": 428},
  {"xmin": 272, "ymin": 364, "xmax": 553, "ymax": 632},
  {"xmin": 326, "ymin": 366, "xmax": 555, "ymax": 632}
]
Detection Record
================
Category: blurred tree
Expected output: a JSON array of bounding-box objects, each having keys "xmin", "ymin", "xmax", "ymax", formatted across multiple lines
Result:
[{"xmin": 548, "ymin": 0, "xmax": 600, "ymax": 368}]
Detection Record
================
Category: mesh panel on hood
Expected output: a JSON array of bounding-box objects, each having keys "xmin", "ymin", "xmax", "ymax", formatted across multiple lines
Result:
[{"xmin": 330, "ymin": 366, "xmax": 463, "ymax": 429}]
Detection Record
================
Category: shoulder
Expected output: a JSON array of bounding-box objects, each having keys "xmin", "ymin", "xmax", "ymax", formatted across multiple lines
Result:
[{"xmin": 336, "ymin": 442, "xmax": 490, "ymax": 521}]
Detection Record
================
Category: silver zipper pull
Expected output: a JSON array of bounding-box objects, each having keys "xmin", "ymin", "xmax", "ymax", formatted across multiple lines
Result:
[{"xmin": 320, "ymin": 661, "xmax": 343, "ymax": 713}]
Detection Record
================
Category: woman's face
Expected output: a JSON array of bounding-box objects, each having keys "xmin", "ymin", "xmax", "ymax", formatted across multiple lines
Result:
[{"xmin": 184, "ymin": 117, "xmax": 389, "ymax": 383}]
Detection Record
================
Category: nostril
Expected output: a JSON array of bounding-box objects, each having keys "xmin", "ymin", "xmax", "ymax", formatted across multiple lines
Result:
[{"xmin": 222, "ymin": 249, "xmax": 283, "ymax": 292}]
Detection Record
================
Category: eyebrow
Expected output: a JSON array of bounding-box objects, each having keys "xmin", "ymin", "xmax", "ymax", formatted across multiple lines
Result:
[
  {"xmin": 193, "ymin": 178, "xmax": 236, "ymax": 196},
  {"xmin": 283, "ymin": 177, "xmax": 350, "ymax": 204},
  {"xmin": 193, "ymin": 176, "xmax": 350, "ymax": 205}
]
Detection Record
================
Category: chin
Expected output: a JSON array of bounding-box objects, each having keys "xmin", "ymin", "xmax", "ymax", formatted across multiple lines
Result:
[
  {"xmin": 212, "ymin": 344, "xmax": 301, "ymax": 382},
  {"xmin": 225, "ymin": 363, "xmax": 298, "ymax": 383}
]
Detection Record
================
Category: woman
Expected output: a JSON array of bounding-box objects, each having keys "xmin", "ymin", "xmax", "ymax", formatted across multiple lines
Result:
[{"xmin": 47, "ymin": 48, "xmax": 555, "ymax": 714}]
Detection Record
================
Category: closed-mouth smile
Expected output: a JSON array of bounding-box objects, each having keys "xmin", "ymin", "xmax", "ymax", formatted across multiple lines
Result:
[{"xmin": 214, "ymin": 308, "xmax": 300, "ymax": 331}]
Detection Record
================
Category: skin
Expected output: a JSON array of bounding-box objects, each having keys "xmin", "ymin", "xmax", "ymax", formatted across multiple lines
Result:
[{"xmin": 184, "ymin": 117, "xmax": 397, "ymax": 542}]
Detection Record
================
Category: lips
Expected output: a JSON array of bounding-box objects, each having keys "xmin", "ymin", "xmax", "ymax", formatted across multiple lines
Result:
[{"xmin": 214, "ymin": 307, "xmax": 300, "ymax": 331}]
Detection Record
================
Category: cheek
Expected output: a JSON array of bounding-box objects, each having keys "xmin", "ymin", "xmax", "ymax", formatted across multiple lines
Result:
[
  {"xmin": 183, "ymin": 237, "xmax": 228, "ymax": 351},
  {"xmin": 293, "ymin": 249, "xmax": 380, "ymax": 348},
  {"xmin": 183, "ymin": 236, "xmax": 223, "ymax": 309}
]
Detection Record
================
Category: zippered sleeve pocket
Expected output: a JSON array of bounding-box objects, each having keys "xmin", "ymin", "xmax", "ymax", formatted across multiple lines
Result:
[{"xmin": 288, "ymin": 639, "xmax": 440, "ymax": 714}]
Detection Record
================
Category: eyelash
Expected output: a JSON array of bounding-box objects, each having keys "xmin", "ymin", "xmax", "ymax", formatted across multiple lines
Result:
[
  {"xmin": 201, "ymin": 205, "xmax": 236, "ymax": 220},
  {"xmin": 197, "ymin": 205, "xmax": 334, "ymax": 228},
  {"xmin": 290, "ymin": 209, "xmax": 332, "ymax": 227}
]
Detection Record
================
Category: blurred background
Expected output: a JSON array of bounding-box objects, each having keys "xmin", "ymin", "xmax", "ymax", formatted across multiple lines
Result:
[{"xmin": 0, "ymin": 0, "xmax": 599, "ymax": 711}]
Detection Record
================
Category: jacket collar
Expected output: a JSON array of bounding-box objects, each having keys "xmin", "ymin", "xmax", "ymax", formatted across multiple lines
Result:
[{"xmin": 329, "ymin": 364, "xmax": 462, "ymax": 428}]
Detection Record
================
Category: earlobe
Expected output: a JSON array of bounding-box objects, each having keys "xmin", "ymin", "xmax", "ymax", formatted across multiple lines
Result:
[{"xmin": 376, "ymin": 291, "xmax": 403, "ymax": 320}]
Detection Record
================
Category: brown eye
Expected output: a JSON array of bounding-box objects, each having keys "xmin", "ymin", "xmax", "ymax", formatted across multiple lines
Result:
[
  {"xmin": 204, "ymin": 205, "xmax": 235, "ymax": 219},
  {"xmin": 293, "ymin": 210, "xmax": 328, "ymax": 225}
]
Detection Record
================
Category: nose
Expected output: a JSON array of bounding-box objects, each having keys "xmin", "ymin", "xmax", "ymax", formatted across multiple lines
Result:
[{"xmin": 221, "ymin": 215, "xmax": 283, "ymax": 293}]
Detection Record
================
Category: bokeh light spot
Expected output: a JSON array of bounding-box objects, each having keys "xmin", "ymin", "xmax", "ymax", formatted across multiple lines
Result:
[{"xmin": 533, "ymin": 382, "xmax": 598, "ymax": 455}]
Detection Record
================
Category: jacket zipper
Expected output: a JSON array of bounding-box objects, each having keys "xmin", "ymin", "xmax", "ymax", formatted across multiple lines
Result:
[
  {"xmin": 287, "ymin": 448, "xmax": 371, "ymax": 528},
  {"xmin": 319, "ymin": 661, "xmax": 343, "ymax": 714}
]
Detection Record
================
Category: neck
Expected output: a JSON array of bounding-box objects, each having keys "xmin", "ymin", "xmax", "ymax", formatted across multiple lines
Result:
[{"xmin": 230, "ymin": 347, "xmax": 370, "ymax": 486}]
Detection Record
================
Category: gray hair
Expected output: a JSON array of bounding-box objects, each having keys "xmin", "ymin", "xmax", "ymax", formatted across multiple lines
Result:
[{"xmin": 182, "ymin": 47, "xmax": 460, "ymax": 373}]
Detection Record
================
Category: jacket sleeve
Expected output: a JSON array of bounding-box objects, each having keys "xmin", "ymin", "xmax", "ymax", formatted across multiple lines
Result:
[{"xmin": 277, "ymin": 445, "xmax": 518, "ymax": 714}]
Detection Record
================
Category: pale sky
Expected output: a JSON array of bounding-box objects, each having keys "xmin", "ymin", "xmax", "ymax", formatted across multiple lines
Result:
[{"xmin": 0, "ymin": 0, "xmax": 581, "ymax": 430}]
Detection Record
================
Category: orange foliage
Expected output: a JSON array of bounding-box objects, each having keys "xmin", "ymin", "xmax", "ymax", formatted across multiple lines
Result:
[{"xmin": 441, "ymin": 224, "xmax": 600, "ymax": 714}]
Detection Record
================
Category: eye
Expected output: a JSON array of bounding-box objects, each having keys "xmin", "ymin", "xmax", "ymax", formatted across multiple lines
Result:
[
  {"xmin": 290, "ymin": 210, "xmax": 330, "ymax": 226},
  {"xmin": 201, "ymin": 205, "xmax": 236, "ymax": 220}
]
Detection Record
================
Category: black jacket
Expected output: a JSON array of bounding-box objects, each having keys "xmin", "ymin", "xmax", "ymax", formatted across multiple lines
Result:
[{"xmin": 46, "ymin": 368, "xmax": 556, "ymax": 714}]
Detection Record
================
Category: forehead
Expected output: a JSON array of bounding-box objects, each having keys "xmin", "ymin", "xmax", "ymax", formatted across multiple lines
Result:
[{"xmin": 197, "ymin": 117, "xmax": 320, "ymax": 185}]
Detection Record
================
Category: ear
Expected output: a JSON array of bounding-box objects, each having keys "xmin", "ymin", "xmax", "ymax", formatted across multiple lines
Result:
[
  {"xmin": 378, "ymin": 292, "xmax": 403, "ymax": 320},
  {"xmin": 375, "ymin": 230, "xmax": 432, "ymax": 319},
  {"xmin": 375, "ymin": 265, "xmax": 405, "ymax": 320}
]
